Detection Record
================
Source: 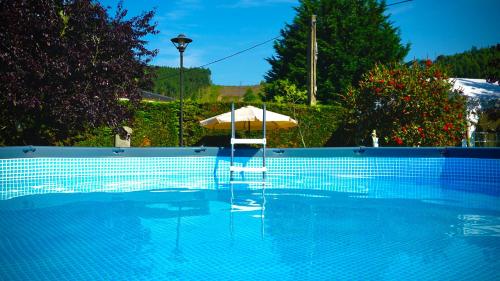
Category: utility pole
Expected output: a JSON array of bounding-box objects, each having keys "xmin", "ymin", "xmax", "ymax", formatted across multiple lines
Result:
[{"xmin": 307, "ymin": 14, "xmax": 317, "ymax": 106}]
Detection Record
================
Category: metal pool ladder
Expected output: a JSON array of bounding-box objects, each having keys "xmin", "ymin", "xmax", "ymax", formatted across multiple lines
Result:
[{"xmin": 229, "ymin": 103, "xmax": 266, "ymax": 184}]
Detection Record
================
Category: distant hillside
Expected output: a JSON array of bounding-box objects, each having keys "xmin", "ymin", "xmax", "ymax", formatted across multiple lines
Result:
[
  {"xmin": 148, "ymin": 66, "xmax": 212, "ymax": 99},
  {"xmin": 434, "ymin": 44, "xmax": 499, "ymax": 79},
  {"xmin": 146, "ymin": 65, "xmax": 264, "ymax": 102}
]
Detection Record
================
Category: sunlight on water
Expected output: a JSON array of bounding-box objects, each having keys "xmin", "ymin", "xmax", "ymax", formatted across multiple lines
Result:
[{"xmin": 0, "ymin": 188, "xmax": 499, "ymax": 280}]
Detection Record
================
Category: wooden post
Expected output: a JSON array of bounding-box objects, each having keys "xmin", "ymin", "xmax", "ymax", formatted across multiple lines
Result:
[{"xmin": 307, "ymin": 14, "xmax": 317, "ymax": 106}]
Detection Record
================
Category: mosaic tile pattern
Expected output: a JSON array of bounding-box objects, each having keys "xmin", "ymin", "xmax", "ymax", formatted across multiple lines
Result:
[
  {"xmin": 0, "ymin": 189, "xmax": 499, "ymax": 281},
  {"xmin": 441, "ymin": 158, "xmax": 500, "ymax": 195},
  {"xmin": 1, "ymin": 156, "xmax": 500, "ymax": 200}
]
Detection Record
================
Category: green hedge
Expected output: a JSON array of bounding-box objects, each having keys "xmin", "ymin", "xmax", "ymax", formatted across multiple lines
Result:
[{"xmin": 74, "ymin": 101, "xmax": 346, "ymax": 148}]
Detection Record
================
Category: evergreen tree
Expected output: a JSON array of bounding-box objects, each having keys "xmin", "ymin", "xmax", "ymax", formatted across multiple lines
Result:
[
  {"xmin": 434, "ymin": 44, "xmax": 499, "ymax": 80},
  {"xmin": 266, "ymin": 0, "xmax": 409, "ymax": 103},
  {"xmin": 149, "ymin": 66, "xmax": 212, "ymax": 99}
]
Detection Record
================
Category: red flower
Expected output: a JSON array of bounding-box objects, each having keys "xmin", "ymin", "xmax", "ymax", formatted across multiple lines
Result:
[
  {"xmin": 396, "ymin": 83, "xmax": 404, "ymax": 90},
  {"xmin": 403, "ymin": 95, "xmax": 411, "ymax": 102},
  {"xmin": 375, "ymin": 87, "xmax": 382, "ymax": 93},
  {"xmin": 443, "ymin": 123, "xmax": 453, "ymax": 131},
  {"xmin": 394, "ymin": 136, "xmax": 403, "ymax": 145},
  {"xmin": 425, "ymin": 59, "xmax": 432, "ymax": 67},
  {"xmin": 418, "ymin": 127, "xmax": 423, "ymax": 133}
]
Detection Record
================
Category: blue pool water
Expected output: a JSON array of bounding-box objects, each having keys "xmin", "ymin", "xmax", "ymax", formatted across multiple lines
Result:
[{"xmin": 1, "ymin": 187, "xmax": 499, "ymax": 280}]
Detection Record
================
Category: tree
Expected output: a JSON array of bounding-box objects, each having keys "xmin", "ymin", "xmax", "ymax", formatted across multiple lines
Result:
[
  {"xmin": 434, "ymin": 44, "xmax": 500, "ymax": 81},
  {"xmin": 263, "ymin": 79, "xmax": 307, "ymax": 146},
  {"xmin": 263, "ymin": 79, "xmax": 307, "ymax": 104},
  {"xmin": 0, "ymin": 0, "xmax": 157, "ymax": 145},
  {"xmin": 485, "ymin": 45, "xmax": 500, "ymax": 84},
  {"xmin": 266, "ymin": 0, "xmax": 409, "ymax": 103},
  {"xmin": 342, "ymin": 61, "xmax": 468, "ymax": 146},
  {"xmin": 242, "ymin": 88, "xmax": 260, "ymax": 103},
  {"xmin": 149, "ymin": 66, "xmax": 212, "ymax": 99}
]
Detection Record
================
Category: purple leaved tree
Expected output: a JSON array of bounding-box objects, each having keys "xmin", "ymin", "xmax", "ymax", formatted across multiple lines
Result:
[{"xmin": 0, "ymin": 0, "xmax": 158, "ymax": 145}]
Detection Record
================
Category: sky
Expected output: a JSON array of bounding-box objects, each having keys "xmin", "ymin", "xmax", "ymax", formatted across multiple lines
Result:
[{"xmin": 99, "ymin": 0, "xmax": 500, "ymax": 86}]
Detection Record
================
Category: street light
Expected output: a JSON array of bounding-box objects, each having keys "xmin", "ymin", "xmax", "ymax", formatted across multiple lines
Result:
[{"xmin": 171, "ymin": 34, "xmax": 192, "ymax": 147}]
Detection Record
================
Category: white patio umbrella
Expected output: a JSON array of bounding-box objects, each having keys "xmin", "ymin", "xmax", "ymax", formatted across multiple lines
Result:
[{"xmin": 199, "ymin": 105, "xmax": 298, "ymax": 130}]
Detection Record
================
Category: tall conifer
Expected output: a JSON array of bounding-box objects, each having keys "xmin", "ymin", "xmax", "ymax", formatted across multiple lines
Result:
[{"xmin": 266, "ymin": 0, "xmax": 409, "ymax": 102}]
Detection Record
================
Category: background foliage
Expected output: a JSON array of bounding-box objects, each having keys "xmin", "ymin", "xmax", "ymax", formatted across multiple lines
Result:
[
  {"xmin": 435, "ymin": 44, "xmax": 500, "ymax": 82},
  {"xmin": 74, "ymin": 102, "xmax": 345, "ymax": 148},
  {"xmin": 342, "ymin": 61, "xmax": 468, "ymax": 147},
  {"xmin": 148, "ymin": 66, "xmax": 212, "ymax": 99},
  {"xmin": 0, "ymin": 0, "xmax": 157, "ymax": 145},
  {"xmin": 263, "ymin": 79, "xmax": 307, "ymax": 104},
  {"xmin": 266, "ymin": 0, "xmax": 409, "ymax": 103}
]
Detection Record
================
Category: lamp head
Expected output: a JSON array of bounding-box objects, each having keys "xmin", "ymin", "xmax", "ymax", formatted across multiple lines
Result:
[{"xmin": 171, "ymin": 34, "xmax": 192, "ymax": 52}]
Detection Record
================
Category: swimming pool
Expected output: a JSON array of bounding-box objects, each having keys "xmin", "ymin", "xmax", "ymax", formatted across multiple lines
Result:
[{"xmin": 0, "ymin": 147, "xmax": 499, "ymax": 280}]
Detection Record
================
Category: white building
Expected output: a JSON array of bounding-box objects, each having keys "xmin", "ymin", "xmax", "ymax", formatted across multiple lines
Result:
[{"xmin": 451, "ymin": 78, "xmax": 499, "ymax": 145}]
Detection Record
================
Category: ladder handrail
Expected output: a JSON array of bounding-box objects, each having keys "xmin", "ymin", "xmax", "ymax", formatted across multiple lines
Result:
[
  {"xmin": 262, "ymin": 103, "xmax": 266, "ymax": 181},
  {"xmin": 230, "ymin": 103, "xmax": 267, "ymax": 182},
  {"xmin": 231, "ymin": 103, "xmax": 235, "ymax": 174}
]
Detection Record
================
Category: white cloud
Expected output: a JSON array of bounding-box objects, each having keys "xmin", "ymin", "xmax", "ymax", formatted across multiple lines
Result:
[
  {"xmin": 176, "ymin": 0, "xmax": 202, "ymax": 8},
  {"xmin": 163, "ymin": 0, "xmax": 203, "ymax": 21},
  {"xmin": 222, "ymin": 0, "xmax": 296, "ymax": 8},
  {"xmin": 153, "ymin": 47, "xmax": 205, "ymax": 68},
  {"xmin": 165, "ymin": 10, "xmax": 188, "ymax": 21}
]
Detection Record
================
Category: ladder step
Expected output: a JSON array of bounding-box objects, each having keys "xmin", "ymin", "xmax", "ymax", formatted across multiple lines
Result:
[
  {"xmin": 230, "ymin": 166, "xmax": 267, "ymax": 172},
  {"xmin": 228, "ymin": 181, "xmax": 268, "ymax": 185},
  {"xmin": 231, "ymin": 138, "xmax": 266, "ymax": 145}
]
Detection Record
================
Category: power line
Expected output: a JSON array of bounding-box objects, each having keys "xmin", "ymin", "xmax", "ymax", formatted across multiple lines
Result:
[
  {"xmin": 155, "ymin": 35, "xmax": 282, "ymax": 82},
  {"xmin": 154, "ymin": 0, "xmax": 412, "ymax": 84},
  {"xmin": 197, "ymin": 35, "xmax": 281, "ymax": 68},
  {"xmin": 387, "ymin": 0, "xmax": 412, "ymax": 7}
]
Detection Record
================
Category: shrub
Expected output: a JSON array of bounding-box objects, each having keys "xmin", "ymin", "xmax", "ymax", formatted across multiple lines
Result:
[
  {"xmin": 263, "ymin": 79, "xmax": 307, "ymax": 104},
  {"xmin": 74, "ymin": 101, "xmax": 345, "ymax": 148},
  {"xmin": 342, "ymin": 61, "xmax": 468, "ymax": 146},
  {"xmin": 243, "ymin": 88, "xmax": 260, "ymax": 103}
]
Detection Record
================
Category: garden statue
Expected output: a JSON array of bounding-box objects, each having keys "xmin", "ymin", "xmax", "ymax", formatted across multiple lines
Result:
[
  {"xmin": 115, "ymin": 126, "xmax": 133, "ymax": 147},
  {"xmin": 371, "ymin": 130, "xmax": 379, "ymax": 147}
]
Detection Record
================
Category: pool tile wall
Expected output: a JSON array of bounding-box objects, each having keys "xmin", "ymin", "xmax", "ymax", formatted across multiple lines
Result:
[
  {"xmin": 1, "ymin": 155, "xmax": 499, "ymax": 200},
  {"xmin": 441, "ymin": 158, "xmax": 500, "ymax": 195}
]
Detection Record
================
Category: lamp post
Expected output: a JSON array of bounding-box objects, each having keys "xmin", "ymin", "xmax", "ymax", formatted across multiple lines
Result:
[{"xmin": 171, "ymin": 34, "xmax": 192, "ymax": 147}]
